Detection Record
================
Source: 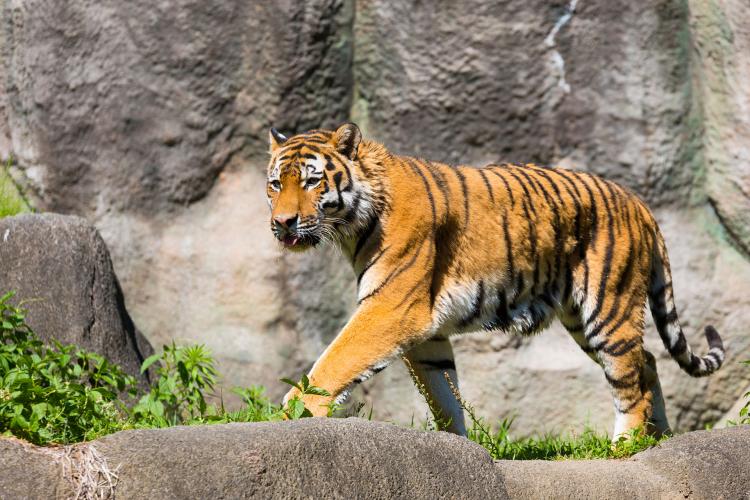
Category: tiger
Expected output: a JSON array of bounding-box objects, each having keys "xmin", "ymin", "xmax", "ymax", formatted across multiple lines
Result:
[{"xmin": 266, "ymin": 122, "xmax": 725, "ymax": 439}]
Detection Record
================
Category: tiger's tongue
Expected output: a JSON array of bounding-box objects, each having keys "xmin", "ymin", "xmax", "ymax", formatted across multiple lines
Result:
[{"xmin": 283, "ymin": 235, "xmax": 300, "ymax": 247}]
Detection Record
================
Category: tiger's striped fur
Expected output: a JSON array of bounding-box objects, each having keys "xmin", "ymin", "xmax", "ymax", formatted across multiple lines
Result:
[{"xmin": 266, "ymin": 123, "xmax": 725, "ymax": 439}]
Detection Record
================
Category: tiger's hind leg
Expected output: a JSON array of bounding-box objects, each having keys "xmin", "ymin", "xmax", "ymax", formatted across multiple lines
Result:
[
  {"xmin": 403, "ymin": 337, "xmax": 467, "ymax": 436},
  {"xmin": 586, "ymin": 317, "xmax": 656, "ymax": 440},
  {"xmin": 561, "ymin": 302, "xmax": 666, "ymax": 440},
  {"xmin": 643, "ymin": 350, "xmax": 670, "ymax": 437}
]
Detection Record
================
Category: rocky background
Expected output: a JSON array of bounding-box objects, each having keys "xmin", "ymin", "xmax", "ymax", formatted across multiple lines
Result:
[{"xmin": 1, "ymin": 0, "xmax": 749, "ymax": 435}]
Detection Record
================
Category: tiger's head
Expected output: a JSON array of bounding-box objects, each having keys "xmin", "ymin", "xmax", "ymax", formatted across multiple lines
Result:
[{"xmin": 266, "ymin": 123, "xmax": 366, "ymax": 252}]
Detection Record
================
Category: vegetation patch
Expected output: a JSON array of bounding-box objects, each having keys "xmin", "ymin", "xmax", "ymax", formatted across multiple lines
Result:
[
  {"xmin": 0, "ymin": 291, "xmax": 695, "ymax": 459},
  {"xmin": 0, "ymin": 157, "xmax": 31, "ymax": 218}
]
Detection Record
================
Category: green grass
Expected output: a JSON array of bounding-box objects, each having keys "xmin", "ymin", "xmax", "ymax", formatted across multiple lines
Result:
[
  {"xmin": 405, "ymin": 354, "xmax": 669, "ymax": 460},
  {"xmin": 0, "ymin": 156, "xmax": 31, "ymax": 217},
  {"xmin": 465, "ymin": 415, "xmax": 666, "ymax": 460},
  {"xmin": 1, "ymin": 290, "xmax": 680, "ymax": 458}
]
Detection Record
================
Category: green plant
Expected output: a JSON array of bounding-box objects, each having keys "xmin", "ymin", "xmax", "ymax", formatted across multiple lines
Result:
[
  {"xmin": 0, "ymin": 290, "xmax": 330, "ymax": 443},
  {"xmin": 132, "ymin": 342, "xmax": 219, "ymax": 426},
  {"xmin": 0, "ymin": 292, "xmax": 135, "ymax": 445},
  {"xmin": 736, "ymin": 360, "xmax": 749, "ymax": 425},
  {"xmin": 427, "ymin": 371, "xmax": 666, "ymax": 460},
  {"xmin": 0, "ymin": 156, "xmax": 31, "ymax": 218},
  {"xmin": 280, "ymin": 374, "xmax": 331, "ymax": 419}
]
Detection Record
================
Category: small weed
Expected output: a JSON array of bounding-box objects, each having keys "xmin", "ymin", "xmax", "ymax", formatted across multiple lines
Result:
[
  {"xmin": 439, "ymin": 371, "xmax": 665, "ymax": 460},
  {"xmin": 0, "ymin": 156, "xmax": 31, "ymax": 218},
  {"xmin": 728, "ymin": 359, "xmax": 750, "ymax": 426}
]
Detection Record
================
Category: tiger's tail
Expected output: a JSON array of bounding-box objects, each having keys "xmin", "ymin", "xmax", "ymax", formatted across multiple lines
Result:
[{"xmin": 648, "ymin": 229, "xmax": 725, "ymax": 377}]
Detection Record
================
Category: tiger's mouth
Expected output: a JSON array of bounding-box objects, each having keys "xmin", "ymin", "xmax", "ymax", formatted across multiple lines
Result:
[{"xmin": 277, "ymin": 232, "xmax": 320, "ymax": 251}]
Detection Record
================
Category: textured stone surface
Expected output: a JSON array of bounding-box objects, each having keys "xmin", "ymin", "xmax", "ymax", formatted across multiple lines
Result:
[
  {"xmin": 693, "ymin": 0, "xmax": 750, "ymax": 258},
  {"xmin": 353, "ymin": 0, "xmax": 695, "ymax": 205},
  {"xmin": 1, "ymin": 0, "xmax": 749, "ymax": 435},
  {"xmin": 498, "ymin": 426, "xmax": 750, "ymax": 499},
  {"xmin": 1, "ymin": 420, "xmax": 749, "ymax": 499},
  {"xmin": 0, "ymin": 213, "xmax": 153, "ymax": 386}
]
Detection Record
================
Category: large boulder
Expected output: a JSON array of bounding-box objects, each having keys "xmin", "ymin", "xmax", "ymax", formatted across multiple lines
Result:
[
  {"xmin": 0, "ymin": 419, "xmax": 749, "ymax": 499},
  {"xmin": 0, "ymin": 213, "xmax": 152, "ymax": 386},
  {"xmin": 1, "ymin": 0, "xmax": 749, "ymax": 435}
]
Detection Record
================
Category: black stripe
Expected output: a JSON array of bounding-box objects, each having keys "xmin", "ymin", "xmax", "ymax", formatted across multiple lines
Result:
[
  {"xmin": 584, "ymin": 214, "xmax": 637, "ymax": 340},
  {"xmin": 357, "ymin": 245, "xmax": 389, "ymax": 287},
  {"xmin": 569, "ymin": 171, "xmax": 598, "ymax": 250},
  {"xmin": 604, "ymin": 369, "xmax": 639, "ymax": 389},
  {"xmin": 522, "ymin": 199, "xmax": 539, "ymax": 286},
  {"xmin": 502, "ymin": 210, "xmax": 515, "ymax": 281},
  {"xmin": 650, "ymin": 281, "xmax": 672, "ymax": 301},
  {"xmin": 453, "ymin": 167, "xmax": 470, "ymax": 226},
  {"xmin": 506, "ymin": 169, "xmax": 537, "ymax": 216},
  {"xmin": 343, "ymin": 192, "xmax": 362, "ymax": 223},
  {"xmin": 424, "ymin": 162, "xmax": 452, "ymax": 215},
  {"xmin": 341, "ymin": 162, "xmax": 353, "ymax": 192},
  {"xmin": 333, "ymin": 172, "xmax": 345, "ymax": 210},
  {"xmin": 478, "ymin": 168, "xmax": 495, "ymax": 203},
  {"xmin": 459, "ymin": 281, "xmax": 485, "ymax": 327},
  {"xmin": 490, "ymin": 289, "xmax": 512, "ymax": 330},
  {"xmin": 530, "ymin": 169, "xmax": 565, "ymax": 292},
  {"xmin": 598, "ymin": 337, "xmax": 640, "ymax": 357},
  {"xmin": 353, "ymin": 217, "xmax": 378, "ymax": 262},
  {"xmin": 584, "ymin": 176, "xmax": 616, "ymax": 326},
  {"xmin": 488, "ymin": 168, "xmax": 515, "ymax": 206},
  {"xmin": 585, "ymin": 291, "xmax": 639, "ymax": 341},
  {"xmin": 512, "ymin": 166, "xmax": 540, "ymax": 196},
  {"xmin": 618, "ymin": 392, "xmax": 646, "ymax": 414},
  {"xmin": 407, "ymin": 159, "xmax": 437, "ymax": 228},
  {"xmin": 418, "ymin": 359, "xmax": 456, "ymax": 371},
  {"xmin": 358, "ymin": 240, "xmax": 425, "ymax": 304}
]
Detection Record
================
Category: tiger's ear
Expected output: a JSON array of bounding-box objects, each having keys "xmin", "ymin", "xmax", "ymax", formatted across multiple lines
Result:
[
  {"xmin": 269, "ymin": 127, "xmax": 288, "ymax": 154},
  {"xmin": 333, "ymin": 123, "xmax": 362, "ymax": 160}
]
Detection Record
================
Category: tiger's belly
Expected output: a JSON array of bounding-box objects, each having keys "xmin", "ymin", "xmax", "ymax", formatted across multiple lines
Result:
[{"xmin": 431, "ymin": 280, "xmax": 557, "ymax": 337}]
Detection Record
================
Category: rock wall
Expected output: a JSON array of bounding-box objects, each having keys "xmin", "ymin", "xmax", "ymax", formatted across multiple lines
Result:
[{"xmin": 1, "ymin": 0, "xmax": 749, "ymax": 435}]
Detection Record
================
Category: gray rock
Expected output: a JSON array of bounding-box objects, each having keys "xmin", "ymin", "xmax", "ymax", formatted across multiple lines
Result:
[
  {"xmin": 498, "ymin": 426, "xmax": 750, "ymax": 499},
  {"xmin": 0, "ymin": 213, "xmax": 152, "ymax": 386},
  {"xmin": 1, "ymin": 420, "xmax": 749, "ymax": 499}
]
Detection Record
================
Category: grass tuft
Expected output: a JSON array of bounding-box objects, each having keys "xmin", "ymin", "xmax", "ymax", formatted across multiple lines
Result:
[
  {"xmin": 441, "ymin": 371, "xmax": 667, "ymax": 460},
  {"xmin": 0, "ymin": 156, "xmax": 31, "ymax": 218}
]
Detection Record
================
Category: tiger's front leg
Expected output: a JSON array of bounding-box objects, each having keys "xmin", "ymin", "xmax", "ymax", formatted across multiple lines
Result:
[
  {"xmin": 403, "ymin": 337, "xmax": 467, "ymax": 435},
  {"xmin": 282, "ymin": 295, "xmax": 434, "ymax": 416}
]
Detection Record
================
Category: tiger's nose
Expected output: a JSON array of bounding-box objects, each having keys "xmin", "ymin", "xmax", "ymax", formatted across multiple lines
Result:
[{"xmin": 274, "ymin": 214, "xmax": 298, "ymax": 231}]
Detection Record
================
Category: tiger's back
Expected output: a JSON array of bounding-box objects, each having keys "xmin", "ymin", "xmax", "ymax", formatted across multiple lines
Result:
[{"xmin": 266, "ymin": 123, "xmax": 724, "ymax": 439}]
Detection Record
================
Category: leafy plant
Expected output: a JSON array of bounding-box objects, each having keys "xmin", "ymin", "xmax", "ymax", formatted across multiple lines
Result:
[
  {"xmin": 736, "ymin": 360, "xmax": 750, "ymax": 425},
  {"xmin": 0, "ymin": 292, "xmax": 135, "ymax": 444},
  {"xmin": 280, "ymin": 374, "xmax": 331, "ymax": 419},
  {"xmin": 0, "ymin": 155, "xmax": 31, "ymax": 218},
  {"xmin": 132, "ymin": 342, "xmax": 219, "ymax": 426}
]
